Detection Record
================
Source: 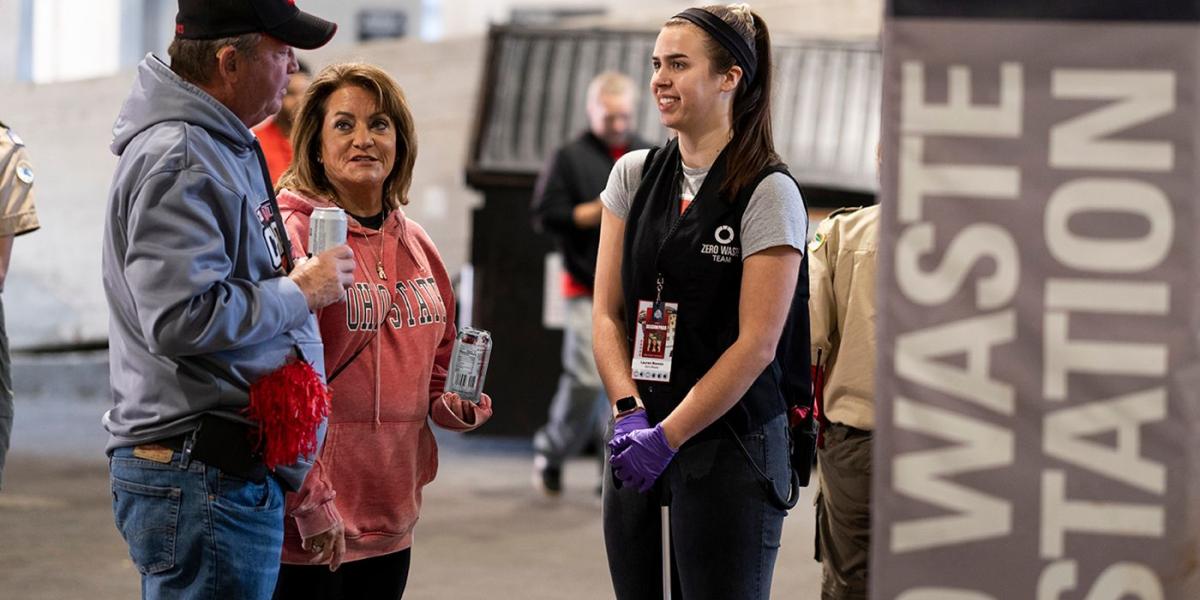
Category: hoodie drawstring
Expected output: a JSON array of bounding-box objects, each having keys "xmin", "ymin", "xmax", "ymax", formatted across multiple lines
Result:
[
  {"xmin": 374, "ymin": 228, "xmax": 383, "ymax": 431},
  {"xmin": 374, "ymin": 325, "xmax": 382, "ymax": 431}
]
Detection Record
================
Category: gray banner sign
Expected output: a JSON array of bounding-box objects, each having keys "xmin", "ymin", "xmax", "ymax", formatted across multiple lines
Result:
[{"xmin": 874, "ymin": 17, "xmax": 1200, "ymax": 599}]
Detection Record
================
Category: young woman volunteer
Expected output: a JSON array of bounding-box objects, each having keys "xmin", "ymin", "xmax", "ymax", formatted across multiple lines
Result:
[{"xmin": 593, "ymin": 3, "xmax": 810, "ymax": 598}]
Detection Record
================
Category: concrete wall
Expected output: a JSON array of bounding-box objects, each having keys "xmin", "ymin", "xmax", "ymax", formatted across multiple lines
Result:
[
  {"xmin": 0, "ymin": 0, "xmax": 883, "ymax": 350},
  {"xmin": 292, "ymin": 0, "xmax": 884, "ymax": 40},
  {"xmin": 574, "ymin": 0, "xmax": 883, "ymax": 39},
  {"xmin": 0, "ymin": 1, "xmax": 21, "ymax": 83},
  {"xmin": 0, "ymin": 34, "xmax": 486, "ymax": 349},
  {"xmin": 0, "ymin": 0, "xmax": 882, "ymax": 85},
  {"xmin": 1, "ymin": 73, "xmax": 131, "ymax": 349},
  {"xmin": 290, "ymin": 0, "xmax": 424, "ymax": 45}
]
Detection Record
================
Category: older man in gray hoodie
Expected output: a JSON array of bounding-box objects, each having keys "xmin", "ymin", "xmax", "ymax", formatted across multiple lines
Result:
[{"xmin": 102, "ymin": 2, "xmax": 353, "ymax": 598}]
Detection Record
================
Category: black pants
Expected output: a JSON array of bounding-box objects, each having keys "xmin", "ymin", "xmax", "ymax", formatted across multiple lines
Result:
[
  {"xmin": 273, "ymin": 548, "xmax": 412, "ymax": 600},
  {"xmin": 603, "ymin": 413, "xmax": 790, "ymax": 600}
]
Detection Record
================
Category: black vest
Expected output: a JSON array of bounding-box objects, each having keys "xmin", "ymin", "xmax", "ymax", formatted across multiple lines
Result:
[{"xmin": 621, "ymin": 138, "xmax": 812, "ymax": 443}]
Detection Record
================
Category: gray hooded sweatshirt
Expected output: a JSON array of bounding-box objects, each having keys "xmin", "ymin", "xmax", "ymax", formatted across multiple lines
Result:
[{"xmin": 102, "ymin": 55, "xmax": 324, "ymax": 490}]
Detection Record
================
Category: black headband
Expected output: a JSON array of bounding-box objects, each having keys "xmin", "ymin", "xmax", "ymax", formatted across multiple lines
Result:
[{"xmin": 673, "ymin": 8, "xmax": 757, "ymax": 85}]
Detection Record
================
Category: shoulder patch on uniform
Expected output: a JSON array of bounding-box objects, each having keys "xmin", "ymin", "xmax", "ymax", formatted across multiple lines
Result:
[
  {"xmin": 6, "ymin": 129, "xmax": 24, "ymax": 147},
  {"xmin": 809, "ymin": 231, "xmax": 826, "ymax": 252},
  {"xmin": 15, "ymin": 162, "xmax": 34, "ymax": 184}
]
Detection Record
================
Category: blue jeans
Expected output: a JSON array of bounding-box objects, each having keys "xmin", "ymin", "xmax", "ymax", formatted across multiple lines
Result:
[
  {"xmin": 603, "ymin": 413, "xmax": 791, "ymax": 599},
  {"xmin": 110, "ymin": 446, "xmax": 285, "ymax": 599}
]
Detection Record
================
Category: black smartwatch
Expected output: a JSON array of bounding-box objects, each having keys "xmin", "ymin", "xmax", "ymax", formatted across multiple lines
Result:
[{"xmin": 613, "ymin": 396, "xmax": 644, "ymax": 419}]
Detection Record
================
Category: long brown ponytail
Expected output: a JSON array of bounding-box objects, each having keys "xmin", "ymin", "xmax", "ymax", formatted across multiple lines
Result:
[{"xmin": 667, "ymin": 4, "xmax": 779, "ymax": 200}]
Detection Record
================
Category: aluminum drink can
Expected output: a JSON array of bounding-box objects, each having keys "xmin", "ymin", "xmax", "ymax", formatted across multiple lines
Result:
[
  {"xmin": 308, "ymin": 206, "xmax": 347, "ymax": 255},
  {"xmin": 446, "ymin": 326, "xmax": 493, "ymax": 404}
]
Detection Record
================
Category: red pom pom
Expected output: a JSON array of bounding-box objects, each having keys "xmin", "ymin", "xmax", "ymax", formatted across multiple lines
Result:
[{"xmin": 244, "ymin": 359, "xmax": 331, "ymax": 470}]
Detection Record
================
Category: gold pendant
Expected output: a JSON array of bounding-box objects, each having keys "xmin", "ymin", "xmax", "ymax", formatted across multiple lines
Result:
[{"xmin": 377, "ymin": 262, "xmax": 387, "ymax": 280}]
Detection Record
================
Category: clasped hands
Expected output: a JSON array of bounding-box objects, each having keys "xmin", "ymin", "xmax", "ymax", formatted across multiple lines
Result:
[{"xmin": 609, "ymin": 411, "xmax": 677, "ymax": 493}]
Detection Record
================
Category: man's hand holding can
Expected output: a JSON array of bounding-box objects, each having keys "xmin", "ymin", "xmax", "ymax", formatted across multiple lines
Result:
[{"xmin": 289, "ymin": 245, "xmax": 355, "ymax": 311}]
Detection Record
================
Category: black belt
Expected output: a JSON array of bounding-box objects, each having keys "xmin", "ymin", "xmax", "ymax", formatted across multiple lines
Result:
[{"xmin": 158, "ymin": 415, "xmax": 269, "ymax": 483}]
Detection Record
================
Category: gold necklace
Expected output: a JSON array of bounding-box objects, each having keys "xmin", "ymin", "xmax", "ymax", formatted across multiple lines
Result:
[
  {"xmin": 350, "ymin": 213, "xmax": 387, "ymax": 280},
  {"xmin": 362, "ymin": 227, "xmax": 387, "ymax": 280},
  {"xmin": 340, "ymin": 200, "xmax": 388, "ymax": 280}
]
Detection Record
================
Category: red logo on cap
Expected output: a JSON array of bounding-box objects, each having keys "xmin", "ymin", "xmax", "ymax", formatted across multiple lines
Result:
[{"xmin": 176, "ymin": 23, "xmax": 184, "ymax": 34}]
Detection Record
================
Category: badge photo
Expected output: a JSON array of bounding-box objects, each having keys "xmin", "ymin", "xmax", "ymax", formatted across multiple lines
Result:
[
  {"xmin": 632, "ymin": 300, "xmax": 678, "ymax": 382},
  {"xmin": 640, "ymin": 305, "xmax": 668, "ymax": 359}
]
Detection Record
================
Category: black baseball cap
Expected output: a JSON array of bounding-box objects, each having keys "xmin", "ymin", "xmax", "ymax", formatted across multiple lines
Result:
[{"xmin": 175, "ymin": 0, "xmax": 337, "ymax": 50}]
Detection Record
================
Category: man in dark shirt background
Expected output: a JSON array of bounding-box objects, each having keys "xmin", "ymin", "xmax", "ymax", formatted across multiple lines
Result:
[{"xmin": 531, "ymin": 71, "xmax": 651, "ymax": 495}]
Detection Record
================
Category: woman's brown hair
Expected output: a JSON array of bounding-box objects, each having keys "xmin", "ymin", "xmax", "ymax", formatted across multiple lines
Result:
[
  {"xmin": 278, "ymin": 62, "xmax": 417, "ymax": 210},
  {"xmin": 666, "ymin": 4, "xmax": 778, "ymax": 200}
]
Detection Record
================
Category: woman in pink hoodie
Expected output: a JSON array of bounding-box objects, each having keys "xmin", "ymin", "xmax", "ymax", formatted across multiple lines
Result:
[{"xmin": 271, "ymin": 62, "xmax": 493, "ymax": 600}]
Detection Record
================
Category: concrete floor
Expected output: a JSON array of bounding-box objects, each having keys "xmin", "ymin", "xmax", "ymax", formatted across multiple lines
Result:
[{"xmin": 0, "ymin": 396, "xmax": 821, "ymax": 599}]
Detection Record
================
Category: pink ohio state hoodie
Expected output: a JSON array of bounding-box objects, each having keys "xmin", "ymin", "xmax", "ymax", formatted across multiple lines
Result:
[{"xmin": 276, "ymin": 188, "xmax": 478, "ymax": 564}]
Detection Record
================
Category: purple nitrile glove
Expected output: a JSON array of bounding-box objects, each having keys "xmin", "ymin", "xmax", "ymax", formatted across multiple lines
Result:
[
  {"xmin": 608, "ymin": 412, "xmax": 650, "ymax": 490},
  {"xmin": 609, "ymin": 423, "xmax": 677, "ymax": 493},
  {"xmin": 610, "ymin": 410, "xmax": 650, "ymax": 447}
]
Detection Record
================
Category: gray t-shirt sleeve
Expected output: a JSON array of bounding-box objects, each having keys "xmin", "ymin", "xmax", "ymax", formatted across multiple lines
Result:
[
  {"xmin": 741, "ymin": 172, "xmax": 808, "ymax": 259},
  {"xmin": 600, "ymin": 149, "xmax": 651, "ymax": 220}
]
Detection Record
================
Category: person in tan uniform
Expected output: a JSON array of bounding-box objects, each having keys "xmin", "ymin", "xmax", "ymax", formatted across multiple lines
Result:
[
  {"xmin": 809, "ymin": 203, "xmax": 878, "ymax": 600},
  {"xmin": 0, "ymin": 121, "xmax": 41, "ymax": 489}
]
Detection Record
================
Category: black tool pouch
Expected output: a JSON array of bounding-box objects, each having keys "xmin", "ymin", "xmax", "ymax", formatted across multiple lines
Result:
[{"xmin": 789, "ymin": 407, "xmax": 819, "ymax": 487}]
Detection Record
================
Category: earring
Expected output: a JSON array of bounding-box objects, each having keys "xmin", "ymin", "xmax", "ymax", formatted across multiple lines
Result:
[{"xmin": 317, "ymin": 155, "xmax": 323, "ymax": 164}]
